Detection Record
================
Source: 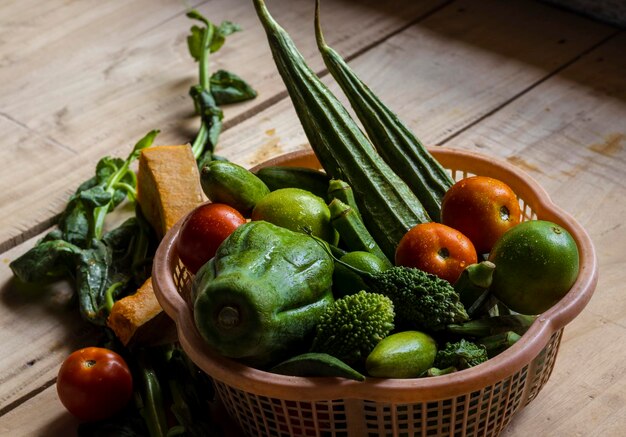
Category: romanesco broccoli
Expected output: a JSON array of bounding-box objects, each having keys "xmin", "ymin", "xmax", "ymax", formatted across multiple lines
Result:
[
  {"xmin": 310, "ymin": 290, "xmax": 394, "ymax": 365},
  {"xmin": 434, "ymin": 339, "xmax": 488, "ymax": 370}
]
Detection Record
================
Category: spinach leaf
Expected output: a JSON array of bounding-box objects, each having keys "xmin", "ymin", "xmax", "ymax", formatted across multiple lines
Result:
[
  {"xmin": 210, "ymin": 69, "xmax": 257, "ymax": 105},
  {"xmin": 210, "ymin": 21, "xmax": 241, "ymax": 53},
  {"xmin": 75, "ymin": 239, "xmax": 111, "ymax": 323},
  {"xmin": 10, "ymin": 130, "xmax": 159, "ymax": 325},
  {"xmin": 9, "ymin": 239, "xmax": 82, "ymax": 283}
]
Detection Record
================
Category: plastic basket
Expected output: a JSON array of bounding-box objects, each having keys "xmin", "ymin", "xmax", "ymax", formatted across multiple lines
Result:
[{"xmin": 152, "ymin": 147, "xmax": 598, "ymax": 437}]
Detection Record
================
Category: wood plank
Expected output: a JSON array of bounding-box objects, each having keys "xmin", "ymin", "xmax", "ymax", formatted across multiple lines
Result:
[
  {"xmin": 0, "ymin": 0, "xmax": 443, "ymax": 253},
  {"xmin": 0, "ymin": 117, "xmax": 78, "ymax": 251},
  {"xmin": 444, "ymin": 33, "xmax": 626, "ymax": 437},
  {"xmin": 0, "ymin": 385, "xmax": 80, "ymax": 437}
]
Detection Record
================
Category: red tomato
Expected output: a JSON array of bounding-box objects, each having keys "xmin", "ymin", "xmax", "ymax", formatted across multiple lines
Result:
[
  {"xmin": 57, "ymin": 347, "xmax": 133, "ymax": 422},
  {"xmin": 395, "ymin": 222, "xmax": 477, "ymax": 284},
  {"xmin": 177, "ymin": 202, "xmax": 246, "ymax": 273},
  {"xmin": 441, "ymin": 176, "xmax": 521, "ymax": 254}
]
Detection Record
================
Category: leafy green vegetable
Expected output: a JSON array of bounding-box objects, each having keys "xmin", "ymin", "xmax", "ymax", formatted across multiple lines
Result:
[
  {"xmin": 185, "ymin": 10, "xmax": 256, "ymax": 165},
  {"xmin": 10, "ymin": 132, "xmax": 159, "ymax": 324},
  {"xmin": 434, "ymin": 339, "xmax": 488, "ymax": 370},
  {"xmin": 210, "ymin": 70, "xmax": 258, "ymax": 104}
]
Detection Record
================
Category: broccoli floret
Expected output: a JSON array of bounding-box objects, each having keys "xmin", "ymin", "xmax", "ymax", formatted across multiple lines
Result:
[
  {"xmin": 367, "ymin": 267, "xmax": 469, "ymax": 331},
  {"xmin": 310, "ymin": 290, "xmax": 394, "ymax": 365},
  {"xmin": 434, "ymin": 339, "xmax": 488, "ymax": 370}
]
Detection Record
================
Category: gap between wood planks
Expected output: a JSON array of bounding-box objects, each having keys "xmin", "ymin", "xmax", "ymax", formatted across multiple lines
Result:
[
  {"xmin": 0, "ymin": 378, "xmax": 57, "ymax": 419},
  {"xmin": 0, "ymin": 0, "xmax": 453, "ymax": 257}
]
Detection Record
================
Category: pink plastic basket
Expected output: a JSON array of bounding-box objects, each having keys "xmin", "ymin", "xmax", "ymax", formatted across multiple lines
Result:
[{"xmin": 152, "ymin": 148, "xmax": 598, "ymax": 437}]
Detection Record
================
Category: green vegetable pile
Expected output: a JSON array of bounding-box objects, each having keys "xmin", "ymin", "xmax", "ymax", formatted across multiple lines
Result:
[{"xmin": 185, "ymin": 0, "xmax": 541, "ymax": 381}]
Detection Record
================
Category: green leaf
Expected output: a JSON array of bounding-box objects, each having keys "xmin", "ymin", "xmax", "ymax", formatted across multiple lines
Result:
[
  {"xmin": 126, "ymin": 129, "xmax": 160, "ymax": 162},
  {"xmin": 186, "ymin": 9, "xmax": 209, "ymax": 26},
  {"xmin": 196, "ymin": 150, "xmax": 213, "ymax": 171},
  {"xmin": 186, "ymin": 25, "xmax": 205, "ymax": 62},
  {"xmin": 210, "ymin": 70, "xmax": 257, "ymax": 104},
  {"xmin": 96, "ymin": 157, "xmax": 124, "ymax": 183},
  {"xmin": 104, "ymin": 215, "xmax": 156, "ymax": 286},
  {"xmin": 57, "ymin": 198, "xmax": 91, "ymax": 246},
  {"xmin": 9, "ymin": 239, "xmax": 82, "ymax": 283},
  {"xmin": 78, "ymin": 186, "xmax": 113, "ymax": 208},
  {"xmin": 209, "ymin": 21, "xmax": 241, "ymax": 53},
  {"xmin": 217, "ymin": 20, "xmax": 241, "ymax": 37},
  {"xmin": 75, "ymin": 239, "xmax": 111, "ymax": 323}
]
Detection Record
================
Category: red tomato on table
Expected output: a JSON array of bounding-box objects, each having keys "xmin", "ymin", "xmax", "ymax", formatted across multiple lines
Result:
[
  {"xmin": 57, "ymin": 347, "xmax": 133, "ymax": 422},
  {"xmin": 177, "ymin": 203, "xmax": 247, "ymax": 273},
  {"xmin": 395, "ymin": 222, "xmax": 477, "ymax": 284},
  {"xmin": 441, "ymin": 176, "xmax": 521, "ymax": 254}
]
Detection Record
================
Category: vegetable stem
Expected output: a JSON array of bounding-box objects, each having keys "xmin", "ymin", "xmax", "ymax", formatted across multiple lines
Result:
[
  {"xmin": 93, "ymin": 130, "xmax": 159, "ymax": 240},
  {"xmin": 104, "ymin": 281, "xmax": 124, "ymax": 314},
  {"xmin": 329, "ymin": 198, "xmax": 391, "ymax": 267}
]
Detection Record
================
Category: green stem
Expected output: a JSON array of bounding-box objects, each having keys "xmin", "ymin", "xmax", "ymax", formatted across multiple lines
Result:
[
  {"xmin": 446, "ymin": 315, "xmax": 537, "ymax": 337},
  {"xmin": 92, "ymin": 168, "xmax": 131, "ymax": 240},
  {"xmin": 191, "ymin": 121, "xmax": 209, "ymax": 159},
  {"xmin": 199, "ymin": 24, "xmax": 213, "ymax": 91},
  {"xmin": 328, "ymin": 179, "xmax": 362, "ymax": 219},
  {"xmin": 92, "ymin": 130, "xmax": 158, "ymax": 240},
  {"xmin": 104, "ymin": 281, "xmax": 124, "ymax": 314},
  {"xmin": 479, "ymin": 331, "xmax": 522, "ymax": 357},
  {"xmin": 189, "ymin": 15, "xmax": 213, "ymax": 161},
  {"xmin": 328, "ymin": 198, "xmax": 391, "ymax": 267},
  {"xmin": 113, "ymin": 181, "xmax": 137, "ymax": 201}
]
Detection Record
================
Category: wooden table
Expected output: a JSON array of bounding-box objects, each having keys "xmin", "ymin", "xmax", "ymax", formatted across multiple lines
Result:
[{"xmin": 1, "ymin": 0, "xmax": 624, "ymax": 435}]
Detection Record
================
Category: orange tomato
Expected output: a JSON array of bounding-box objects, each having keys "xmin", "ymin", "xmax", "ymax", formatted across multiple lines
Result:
[
  {"xmin": 395, "ymin": 222, "xmax": 477, "ymax": 284},
  {"xmin": 441, "ymin": 176, "xmax": 521, "ymax": 254}
]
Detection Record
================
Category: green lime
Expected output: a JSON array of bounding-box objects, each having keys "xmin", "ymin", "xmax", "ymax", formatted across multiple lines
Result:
[
  {"xmin": 251, "ymin": 188, "xmax": 338, "ymax": 243},
  {"xmin": 488, "ymin": 220, "xmax": 579, "ymax": 315},
  {"xmin": 365, "ymin": 331, "xmax": 437, "ymax": 378},
  {"xmin": 333, "ymin": 251, "xmax": 389, "ymax": 297}
]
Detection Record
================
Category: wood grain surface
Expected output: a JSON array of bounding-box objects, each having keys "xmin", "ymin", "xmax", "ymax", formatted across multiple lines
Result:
[{"xmin": 0, "ymin": 0, "xmax": 624, "ymax": 435}]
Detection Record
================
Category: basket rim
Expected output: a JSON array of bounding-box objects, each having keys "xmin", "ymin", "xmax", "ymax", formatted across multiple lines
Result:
[{"xmin": 152, "ymin": 147, "xmax": 598, "ymax": 403}]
